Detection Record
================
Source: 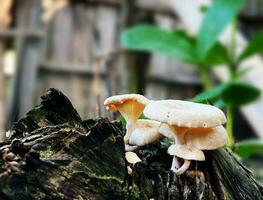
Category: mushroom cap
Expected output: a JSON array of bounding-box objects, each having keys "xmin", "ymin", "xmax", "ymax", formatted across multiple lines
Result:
[
  {"xmin": 104, "ymin": 94, "xmax": 149, "ymax": 121},
  {"xmin": 125, "ymin": 151, "xmax": 142, "ymax": 164},
  {"xmin": 143, "ymin": 100, "xmax": 226, "ymax": 128},
  {"xmin": 159, "ymin": 123, "xmax": 175, "ymax": 139},
  {"xmin": 167, "ymin": 144, "xmax": 205, "ymax": 161},
  {"xmin": 185, "ymin": 125, "xmax": 228, "ymax": 150},
  {"xmin": 129, "ymin": 119, "xmax": 162, "ymax": 146}
]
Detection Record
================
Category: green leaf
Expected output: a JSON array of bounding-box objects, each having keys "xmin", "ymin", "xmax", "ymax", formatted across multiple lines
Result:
[
  {"xmin": 200, "ymin": 5, "xmax": 208, "ymax": 13},
  {"xmin": 202, "ymin": 42, "xmax": 230, "ymax": 66},
  {"xmin": 197, "ymin": 0, "xmax": 244, "ymax": 58},
  {"xmin": 121, "ymin": 25, "xmax": 196, "ymax": 62},
  {"xmin": 192, "ymin": 83, "xmax": 228, "ymax": 103},
  {"xmin": 235, "ymin": 139, "xmax": 263, "ymax": 159},
  {"xmin": 238, "ymin": 32, "xmax": 263, "ymax": 62},
  {"xmin": 214, "ymin": 99, "xmax": 226, "ymax": 108},
  {"xmin": 221, "ymin": 81, "xmax": 261, "ymax": 106}
]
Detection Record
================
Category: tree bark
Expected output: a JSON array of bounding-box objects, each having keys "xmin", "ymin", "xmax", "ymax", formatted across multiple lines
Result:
[{"xmin": 0, "ymin": 88, "xmax": 262, "ymax": 199}]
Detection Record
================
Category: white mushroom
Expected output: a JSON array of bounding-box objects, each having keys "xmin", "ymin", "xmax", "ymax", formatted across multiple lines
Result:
[
  {"xmin": 158, "ymin": 123, "xmax": 175, "ymax": 140},
  {"xmin": 144, "ymin": 100, "xmax": 227, "ymax": 174},
  {"xmin": 168, "ymin": 145, "xmax": 205, "ymax": 175},
  {"xmin": 129, "ymin": 119, "xmax": 162, "ymax": 146},
  {"xmin": 104, "ymin": 94, "xmax": 149, "ymax": 144},
  {"xmin": 125, "ymin": 151, "xmax": 142, "ymax": 164},
  {"xmin": 144, "ymin": 100, "xmax": 226, "ymax": 128}
]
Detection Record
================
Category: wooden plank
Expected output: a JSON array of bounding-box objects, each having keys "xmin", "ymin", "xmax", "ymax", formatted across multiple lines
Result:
[
  {"xmin": 40, "ymin": 60, "xmax": 106, "ymax": 76},
  {"xmin": 18, "ymin": 39, "xmax": 42, "ymax": 117},
  {"xmin": 8, "ymin": 0, "xmax": 43, "ymax": 124},
  {"xmin": 37, "ymin": 4, "xmax": 117, "ymax": 119},
  {"xmin": 84, "ymin": 0, "xmax": 174, "ymax": 15},
  {"xmin": 0, "ymin": 42, "xmax": 5, "ymax": 141},
  {"xmin": 0, "ymin": 29, "xmax": 44, "ymax": 38}
]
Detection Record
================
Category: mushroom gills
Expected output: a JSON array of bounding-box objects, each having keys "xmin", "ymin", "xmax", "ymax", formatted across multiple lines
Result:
[
  {"xmin": 125, "ymin": 144, "xmax": 139, "ymax": 151},
  {"xmin": 128, "ymin": 119, "xmax": 162, "ymax": 146}
]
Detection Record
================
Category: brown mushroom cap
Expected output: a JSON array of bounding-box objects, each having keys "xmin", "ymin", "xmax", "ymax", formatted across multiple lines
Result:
[
  {"xmin": 129, "ymin": 119, "xmax": 162, "ymax": 146},
  {"xmin": 104, "ymin": 94, "xmax": 148, "ymax": 122},
  {"xmin": 143, "ymin": 100, "xmax": 226, "ymax": 128},
  {"xmin": 167, "ymin": 144, "xmax": 205, "ymax": 161},
  {"xmin": 184, "ymin": 125, "xmax": 228, "ymax": 150}
]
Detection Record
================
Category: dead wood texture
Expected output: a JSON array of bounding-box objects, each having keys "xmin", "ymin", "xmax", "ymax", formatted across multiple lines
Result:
[{"xmin": 0, "ymin": 89, "xmax": 262, "ymax": 200}]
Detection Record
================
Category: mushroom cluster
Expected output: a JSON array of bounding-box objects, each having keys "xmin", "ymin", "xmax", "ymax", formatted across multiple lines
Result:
[{"xmin": 104, "ymin": 95, "xmax": 228, "ymax": 175}]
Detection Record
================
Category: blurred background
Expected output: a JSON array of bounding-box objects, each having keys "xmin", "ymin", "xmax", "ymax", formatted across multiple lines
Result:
[{"xmin": 0, "ymin": 0, "xmax": 262, "ymax": 179}]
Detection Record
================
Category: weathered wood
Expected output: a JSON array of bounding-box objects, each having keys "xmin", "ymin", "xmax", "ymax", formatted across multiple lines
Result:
[
  {"xmin": 0, "ymin": 42, "xmax": 5, "ymax": 141},
  {"xmin": 0, "ymin": 89, "xmax": 262, "ymax": 199},
  {"xmin": 8, "ymin": 0, "xmax": 43, "ymax": 126}
]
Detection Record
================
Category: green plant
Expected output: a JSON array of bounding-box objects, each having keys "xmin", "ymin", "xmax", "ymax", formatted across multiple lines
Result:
[
  {"xmin": 234, "ymin": 139, "xmax": 263, "ymax": 159},
  {"xmin": 121, "ymin": 0, "xmax": 263, "ymax": 159}
]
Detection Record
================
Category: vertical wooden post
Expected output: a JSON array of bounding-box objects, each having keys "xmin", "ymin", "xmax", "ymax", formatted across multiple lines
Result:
[
  {"xmin": 0, "ymin": 42, "xmax": 6, "ymax": 141},
  {"xmin": 120, "ymin": 0, "xmax": 137, "ymax": 93},
  {"xmin": 120, "ymin": 0, "xmax": 152, "ymax": 94}
]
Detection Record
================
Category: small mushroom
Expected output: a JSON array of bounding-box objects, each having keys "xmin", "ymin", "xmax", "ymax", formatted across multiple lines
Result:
[
  {"xmin": 144, "ymin": 100, "xmax": 227, "ymax": 174},
  {"xmin": 168, "ymin": 144, "xmax": 205, "ymax": 175},
  {"xmin": 125, "ymin": 151, "xmax": 142, "ymax": 164},
  {"xmin": 129, "ymin": 119, "xmax": 163, "ymax": 146},
  {"xmin": 104, "ymin": 94, "xmax": 149, "ymax": 144}
]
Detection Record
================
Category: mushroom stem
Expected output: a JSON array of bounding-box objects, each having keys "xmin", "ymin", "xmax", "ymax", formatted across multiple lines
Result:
[
  {"xmin": 125, "ymin": 144, "xmax": 139, "ymax": 151},
  {"xmin": 124, "ymin": 121, "xmax": 134, "ymax": 144},
  {"xmin": 170, "ymin": 156, "xmax": 180, "ymax": 171},
  {"xmin": 175, "ymin": 159, "xmax": 191, "ymax": 175},
  {"xmin": 172, "ymin": 127, "xmax": 188, "ymax": 145}
]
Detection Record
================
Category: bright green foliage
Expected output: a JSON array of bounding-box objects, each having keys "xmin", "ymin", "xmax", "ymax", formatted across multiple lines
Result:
[
  {"xmin": 192, "ymin": 83, "xmax": 227, "ymax": 103},
  {"xmin": 121, "ymin": 25, "xmax": 230, "ymax": 66},
  {"xmin": 221, "ymin": 82, "xmax": 261, "ymax": 106},
  {"xmin": 121, "ymin": 25, "xmax": 196, "ymax": 63},
  {"xmin": 235, "ymin": 140, "xmax": 263, "ymax": 159},
  {"xmin": 193, "ymin": 81, "xmax": 261, "ymax": 107},
  {"xmin": 197, "ymin": 0, "xmax": 244, "ymax": 58},
  {"xmin": 121, "ymin": 0, "xmax": 245, "ymax": 66},
  {"xmin": 202, "ymin": 42, "xmax": 230, "ymax": 66},
  {"xmin": 214, "ymin": 99, "xmax": 226, "ymax": 108},
  {"xmin": 238, "ymin": 32, "xmax": 263, "ymax": 62}
]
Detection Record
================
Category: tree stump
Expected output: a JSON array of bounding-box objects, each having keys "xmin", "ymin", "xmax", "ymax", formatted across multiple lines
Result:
[{"xmin": 0, "ymin": 89, "xmax": 262, "ymax": 200}]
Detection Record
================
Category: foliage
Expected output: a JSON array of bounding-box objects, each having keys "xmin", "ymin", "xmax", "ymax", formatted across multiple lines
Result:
[
  {"xmin": 238, "ymin": 32, "xmax": 263, "ymax": 62},
  {"xmin": 192, "ymin": 81, "xmax": 261, "ymax": 107},
  {"xmin": 197, "ymin": 0, "xmax": 244, "ymax": 58},
  {"xmin": 235, "ymin": 140, "xmax": 263, "ymax": 159},
  {"xmin": 121, "ymin": 26, "xmax": 196, "ymax": 63},
  {"xmin": 122, "ymin": 25, "xmax": 230, "ymax": 66}
]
